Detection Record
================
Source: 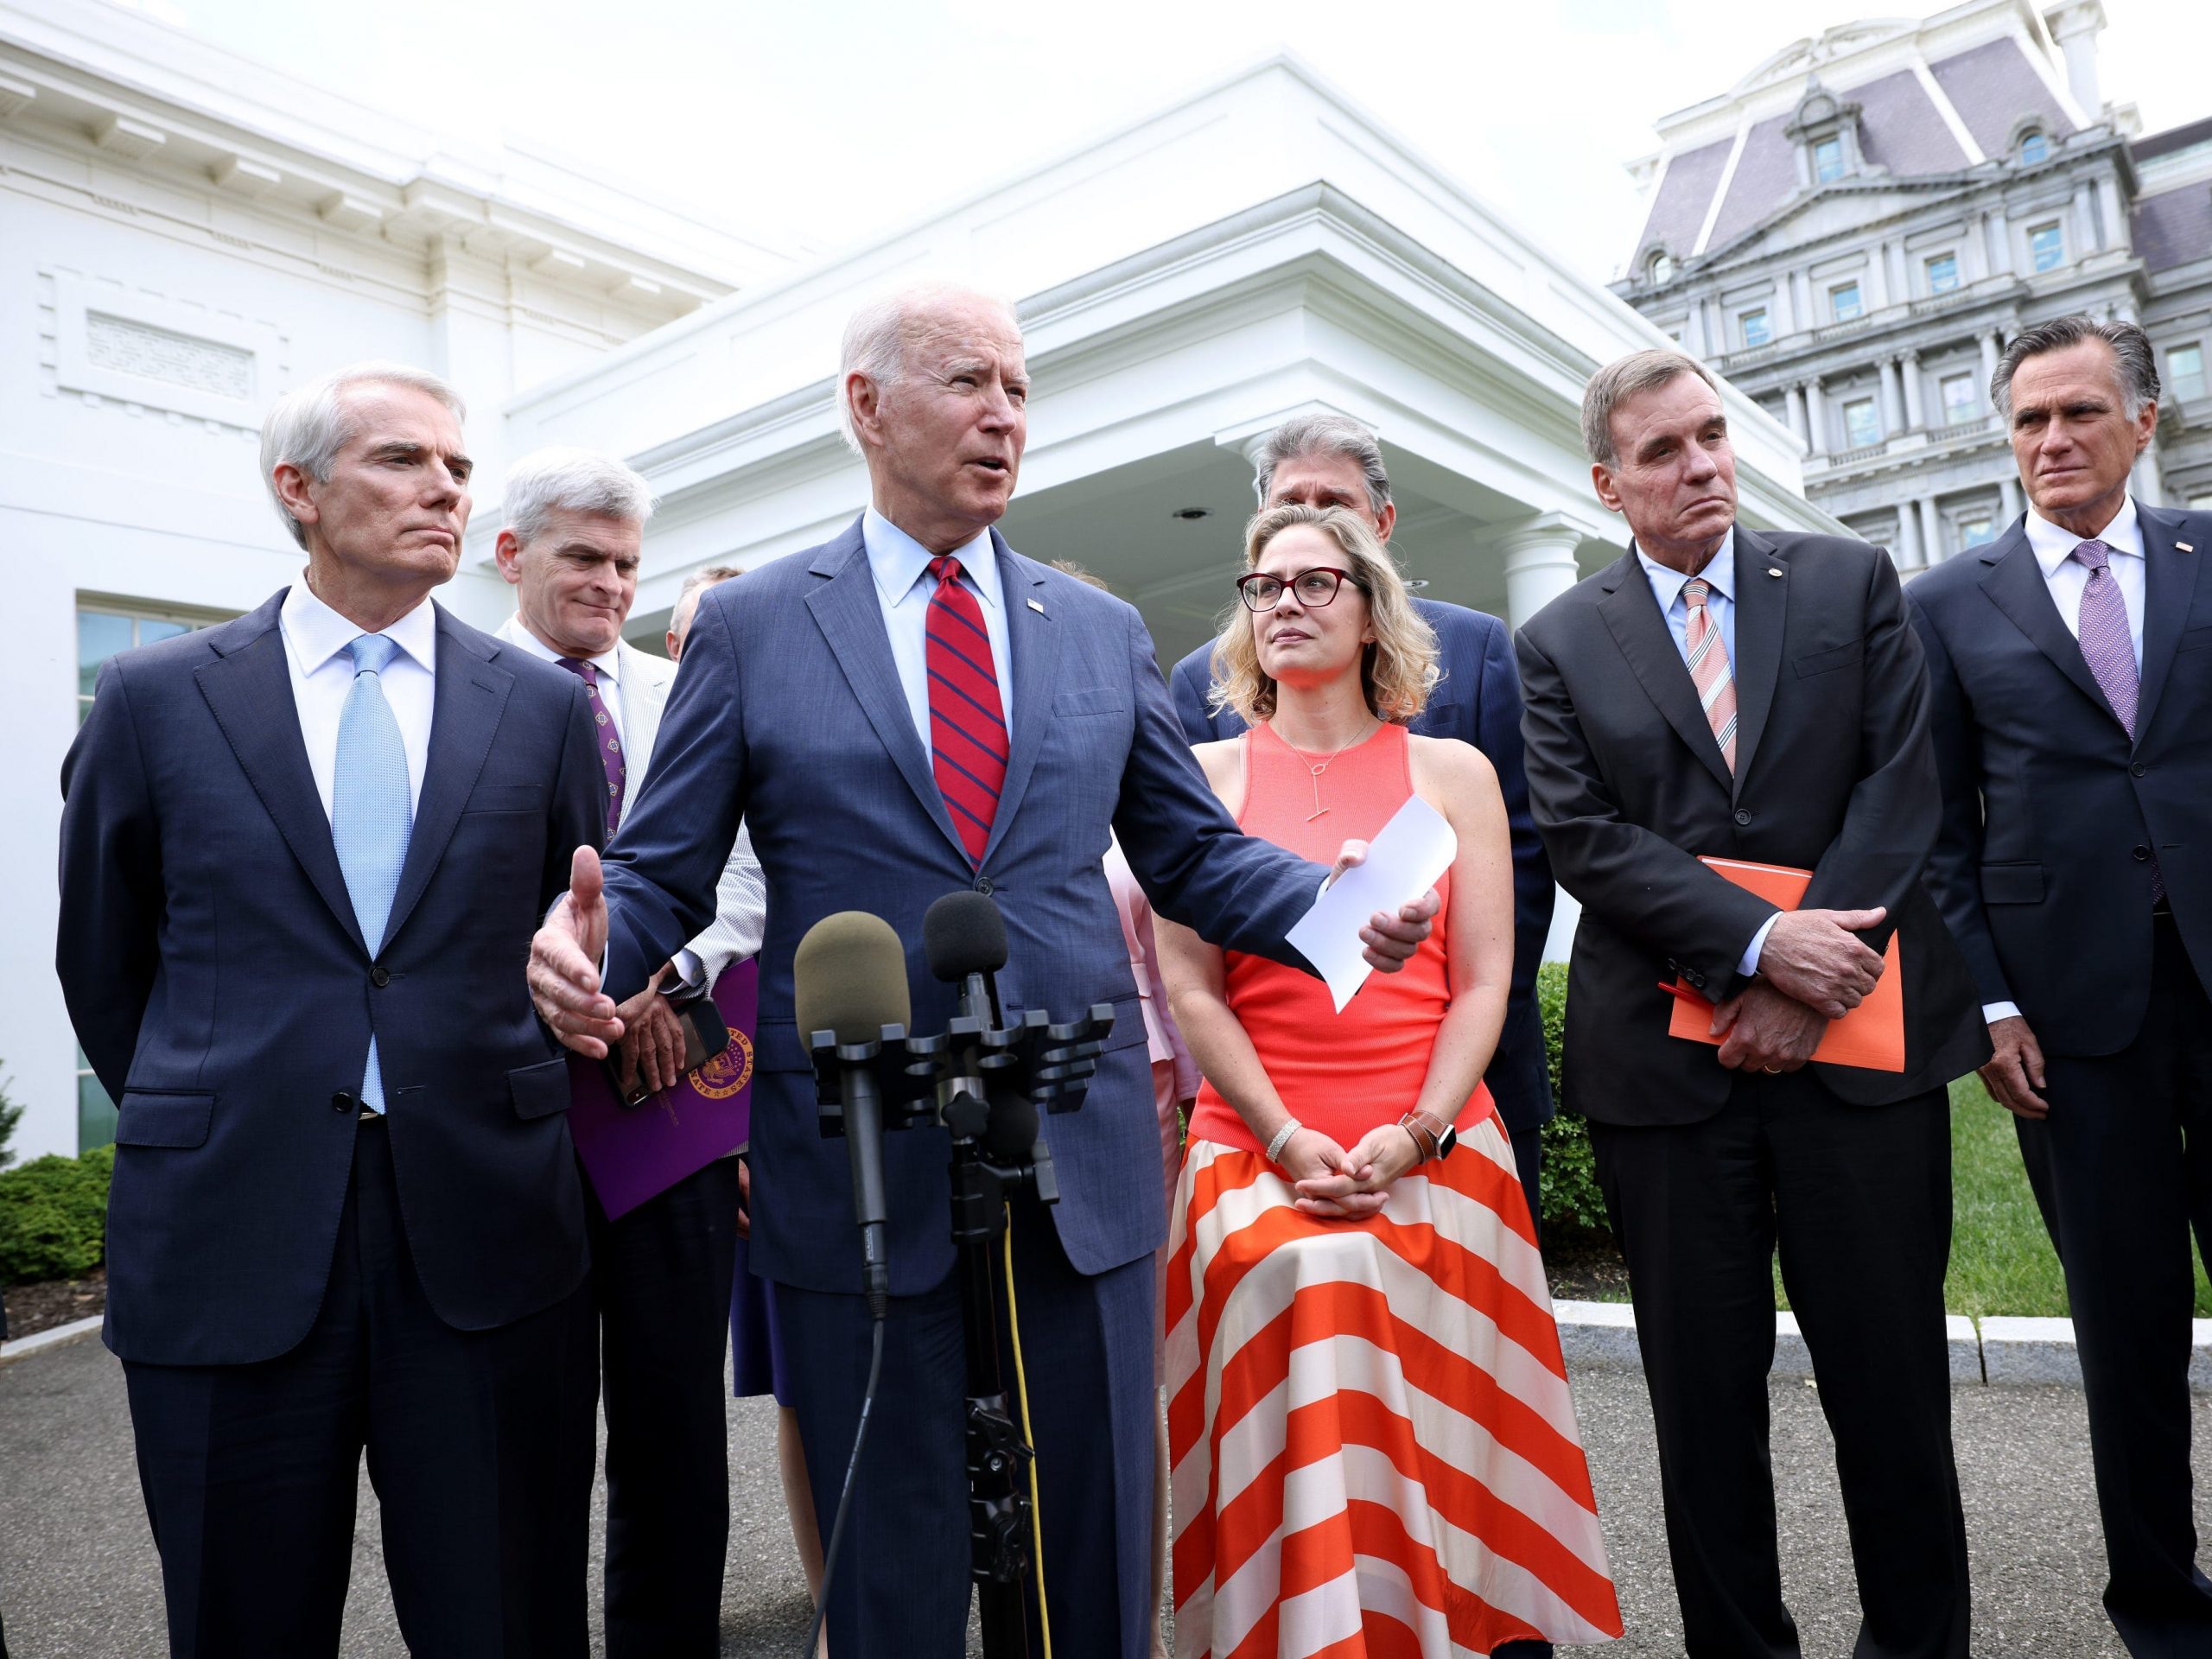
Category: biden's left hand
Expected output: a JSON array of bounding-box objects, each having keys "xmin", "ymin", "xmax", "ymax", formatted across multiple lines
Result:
[{"xmin": 1329, "ymin": 838, "xmax": 1440, "ymax": 975}]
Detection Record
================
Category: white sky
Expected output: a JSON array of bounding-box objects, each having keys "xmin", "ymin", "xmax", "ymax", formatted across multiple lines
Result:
[{"xmin": 133, "ymin": 0, "xmax": 2209, "ymax": 284}]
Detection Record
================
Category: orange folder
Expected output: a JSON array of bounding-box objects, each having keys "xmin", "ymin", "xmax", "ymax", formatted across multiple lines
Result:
[{"xmin": 1665, "ymin": 858, "xmax": 1905, "ymax": 1072}]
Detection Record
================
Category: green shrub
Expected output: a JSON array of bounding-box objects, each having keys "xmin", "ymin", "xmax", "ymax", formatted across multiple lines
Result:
[
  {"xmin": 1534, "ymin": 962, "xmax": 1608, "ymax": 1233},
  {"xmin": 0, "ymin": 1147, "xmax": 113, "ymax": 1285},
  {"xmin": 0, "ymin": 1066, "xmax": 22, "ymax": 1171}
]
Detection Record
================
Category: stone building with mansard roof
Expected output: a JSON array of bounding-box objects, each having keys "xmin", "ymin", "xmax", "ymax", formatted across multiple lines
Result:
[{"xmin": 1612, "ymin": 0, "xmax": 2212, "ymax": 567}]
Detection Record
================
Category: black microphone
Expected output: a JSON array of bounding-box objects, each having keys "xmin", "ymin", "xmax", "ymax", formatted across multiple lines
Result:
[
  {"xmin": 925, "ymin": 889, "xmax": 1007, "ymax": 1027},
  {"xmin": 795, "ymin": 912, "xmax": 911, "ymax": 1319}
]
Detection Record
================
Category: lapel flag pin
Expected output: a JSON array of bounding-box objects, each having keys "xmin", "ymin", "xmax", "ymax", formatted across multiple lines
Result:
[
  {"xmin": 2179, "ymin": 542, "xmax": 2195, "ymax": 553},
  {"xmin": 1027, "ymin": 598, "xmax": 1046, "ymax": 613},
  {"xmin": 1768, "ymin": 567, "xmax": 1783, "ymax": 577}
]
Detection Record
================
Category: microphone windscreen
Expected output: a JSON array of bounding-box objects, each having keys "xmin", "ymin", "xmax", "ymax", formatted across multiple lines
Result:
[
  {"xmin": 924, "ymin": 891, "xmax": 1008, "ymax": 982},
  {"xmin": 794, "ymin": 912, "xmax": 912, "ymax": 1044}
]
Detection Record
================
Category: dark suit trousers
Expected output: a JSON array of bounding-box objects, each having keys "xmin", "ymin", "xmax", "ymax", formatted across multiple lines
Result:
[
  {"xmin": 121, "ymin": 1120, "xmax": 596, "ymax": 1659},
  {"xmin": 781, "ymin": 1197, "xmax": 1154, "ymax": 1659},
  {"xmin": 1591, "ymin": 1075, "xmax": 1967, "ymax": 1659},
  {"xmin": 2015, "ymin": 912, "xmax": 2212, "ymax": 1656},
  {"xmin": 1511, "ymin": 1122, "xmax": 1545, "ymax": 1247},
  {"xmin": 588, "ymin": 1154, "xmax": 747, "ymax": 1657}
]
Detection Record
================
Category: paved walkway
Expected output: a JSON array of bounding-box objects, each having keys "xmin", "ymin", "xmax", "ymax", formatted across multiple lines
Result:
[{"xmin": 3, "ymin": 1331, "xmax": 2204, "ymax": 1656}]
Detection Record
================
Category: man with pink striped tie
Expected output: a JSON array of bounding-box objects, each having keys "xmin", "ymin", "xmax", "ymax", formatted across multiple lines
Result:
[{"xmin": 1516, "ymin": 348, "xmax": 1989, "ymax": 1657}]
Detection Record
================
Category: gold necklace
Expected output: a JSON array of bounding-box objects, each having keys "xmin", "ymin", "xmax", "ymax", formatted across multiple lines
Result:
[{"xmin": 1275, "ymin": 720, "xmax": 1378, "ymax": 823}]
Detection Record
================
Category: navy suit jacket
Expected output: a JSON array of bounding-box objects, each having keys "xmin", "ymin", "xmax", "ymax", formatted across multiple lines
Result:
[
  {"xmin": 1907, "ymin": 504, "xmax": 2212, "ymax": 1055},
  {"xmin": 58, "ymin": 592, "xmax": 607, "ymax": 1366},
  {"xmin": 598, "ymin": 518, "xmax": 1329, "ymax": 1297},
  {"xmin": 1169, "ymin": 597, "xmax": 1555, "ymax": 1133}
]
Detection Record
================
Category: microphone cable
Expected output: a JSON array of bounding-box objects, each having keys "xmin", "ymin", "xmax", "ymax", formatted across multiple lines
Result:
[
  {"xmin": 800, "ymin": 1311, "xmax": 886, "ymax": 1659},
  {"xmin": 1001, "ymin": 1204, "xmax": 1055, "ymax": 1659}
]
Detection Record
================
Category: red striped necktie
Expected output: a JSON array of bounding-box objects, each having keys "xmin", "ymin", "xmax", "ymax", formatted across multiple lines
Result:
[{"xmin": 925, "ymin": 554, "xmax": 1007, "ymax": 865}]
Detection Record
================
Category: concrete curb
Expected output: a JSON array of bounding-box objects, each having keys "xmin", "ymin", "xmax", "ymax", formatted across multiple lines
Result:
[
  {"xmin": 0, "ymin": 1313, "xmax": 104, "ymax": 1368},
  {"xmin": 1555, "ymin": 1301, "xmax": 2212, "ymax": 1389}
]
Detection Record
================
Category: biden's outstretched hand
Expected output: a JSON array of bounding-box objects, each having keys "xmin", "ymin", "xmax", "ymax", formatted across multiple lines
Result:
[
  {"xmin": 529, "ymin": 844, "xmax": 626, "ymax": 1058},
  {"xmin": 1330, "ymin": 838, "xmax": 1440, "ymax": 974}
]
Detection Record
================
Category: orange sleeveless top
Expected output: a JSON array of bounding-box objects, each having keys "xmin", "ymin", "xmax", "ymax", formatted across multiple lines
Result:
[{"xmin": 1189, "ymin": 721, "xmax": 1493, "ymax": 1155}]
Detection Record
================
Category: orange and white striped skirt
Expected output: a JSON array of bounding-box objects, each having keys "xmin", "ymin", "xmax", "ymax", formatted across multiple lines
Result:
[{"xmin": 1165, "ymin": 1120, "xmax": 1623, "ymax": 1657}]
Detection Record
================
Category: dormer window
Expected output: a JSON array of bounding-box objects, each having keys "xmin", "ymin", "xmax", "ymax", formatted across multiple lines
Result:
[
  {"xmin": 1647, "ymin": 250, "xmax": 1675, "ymax": 285},
  {"xmin": 2018, "ymin": 130, "xmax": 2050, "ymax": 165},
  {"xmin": 1787, "ymin": 76, "xmax": 1869, "ymax": 191}
]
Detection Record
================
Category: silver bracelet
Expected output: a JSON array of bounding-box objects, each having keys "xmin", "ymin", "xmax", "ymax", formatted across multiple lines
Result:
[{"xmin": 1265, "ymin": 1118, "xmax": 1302, "ymax": 1163}]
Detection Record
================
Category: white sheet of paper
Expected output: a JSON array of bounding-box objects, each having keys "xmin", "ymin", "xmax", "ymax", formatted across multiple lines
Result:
[{"xmin": 1284, "ymin": 793, "xmax": 1458, "ymax": 1013}]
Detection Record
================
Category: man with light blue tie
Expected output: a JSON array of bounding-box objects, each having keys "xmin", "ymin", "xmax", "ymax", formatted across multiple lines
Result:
[
  {"xmin": 59, "ymin": 362, "xmax": 609, "ymax": 1658},
  {"xmin": 1910, "ymin": 316, "xmax": 2212, "ymax": 1656}
]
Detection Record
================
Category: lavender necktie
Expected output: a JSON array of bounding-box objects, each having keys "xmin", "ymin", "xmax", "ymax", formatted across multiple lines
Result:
[
  {"xmin": 2072, "ymin": 539, "xmax": 2162, "ymax": 902},
  {"xmin": 557, "ymin": 657, "xmax": 627, "ymax": 836}
]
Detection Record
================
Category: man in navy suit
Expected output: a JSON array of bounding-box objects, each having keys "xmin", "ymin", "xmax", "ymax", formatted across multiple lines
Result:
[
  {"xmin": 1910, "ymin": 315, "xmax": 2212, "ymax": 1657},
  {"xmin": 1169, "ymin": 415, "xmax": 1556, "ymax": 1233},
  {"xmin": 59, "ymin": 363, "xmax": 607, "ymax": 1658},
  {"xmin": 527, "ymin": 284, "xmax": 1437, "ymax": 1659}
]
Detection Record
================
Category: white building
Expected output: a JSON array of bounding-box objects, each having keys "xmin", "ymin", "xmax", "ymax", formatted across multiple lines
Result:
[{"xmin": 3, "ymin": 1, "xmax": 1835, "ymax": 1160}]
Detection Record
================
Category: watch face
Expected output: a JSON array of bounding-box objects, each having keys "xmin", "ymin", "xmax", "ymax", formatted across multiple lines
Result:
[{"xmin": 1437, "ymin": 1125, "xmax": 1458, "ymax": 1159}]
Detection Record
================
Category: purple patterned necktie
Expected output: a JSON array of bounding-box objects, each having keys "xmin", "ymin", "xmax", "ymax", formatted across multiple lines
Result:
[
  {"xmin": 557, "ymin": 656, "xmax": 627, "ymax": 836},
  {"xmin": 2071, "ymin": 539, "xmax": 2162, "ymax": 902}
]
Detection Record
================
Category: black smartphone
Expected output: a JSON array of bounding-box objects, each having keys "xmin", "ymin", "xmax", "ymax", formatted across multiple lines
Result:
[{"xmin": 606, "ymin": 996, "xmax": 731, "ymax": 1108}]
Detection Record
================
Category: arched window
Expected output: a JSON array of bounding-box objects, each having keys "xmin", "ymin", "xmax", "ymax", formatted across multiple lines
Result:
[
  {"xmin": 2018, "ymin": 130, "xmax": 2050, "ymax": 165},
  {"xmin": 1648, "ymin": 250, "xmax": 1675, "ymax": 285}
]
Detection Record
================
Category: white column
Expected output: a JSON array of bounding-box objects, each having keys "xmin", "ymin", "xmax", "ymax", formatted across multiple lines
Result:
[
  {"xmin": 1962, "ymin": 212, "xmax": 1990, "ymax": 282},
  {"xmin": 2048, "ymin": 0, "xmax": 2107, "ymax": 118},
  {"xmin": 2073, "ymin": 180, "xmax": 2100, "ymax": 256},
  {"xmin": 1895, "ymin": 502, "xmax": 1925, "ymax": 568},
  {"xmin": 1803, "ymin": 378, "xmax": 1827, "ymax": 454},
  {"xmin": 2000, "ymin": 472, "xmax": 2024, "ymax": 521},
  {"xmin": 2100, "ymin": 175, "xmax": 2128, "ymax": 250},
  {"xmin": 1986, "ymin": 210, "xmax": 2014, "ymax": 276},
  {"xmin": 1867, "ymin": 243, "xmax": 1892, "ymax": 310},
  {"xmin": 1879, "ymin": 357, "xmax": 1904, "ymax": 435},
  {"xmin": 1900, "ymin": 352, "xmax": 1925, "ymax": 429},
  {"xmin": 2134, "ymin": 440, "xmax": 2166, "ymax": 507},
  {"xmin": 1980, "ymin": 331, "xmax": 2004, "ymax": 409},
  {"xmin": 1683, "ymin": 301, "xmax": 1707, "ymax": 358},
  {"xmin": 1772, "ymin": 270, "xmax": 1796, "ymax": 336},
  {"xmin": 1497, "ymin": 516, "xmax": 1589, "ymax": 632},
  {"xmin": 1919, "ymin": 497, "xmax": 1947, "ymax": 564},
  {"xmin": 1787, "ymin": 382, "xmax": 1810, "ymax": 445}
]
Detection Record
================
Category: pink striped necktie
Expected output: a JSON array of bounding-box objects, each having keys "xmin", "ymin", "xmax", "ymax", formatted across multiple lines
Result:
[
  {"xmin": 925, "ymin": 555, "xmax": 1007, "ymax": 865},
  {"xmin": 1684, "ymin": 576, "xmax": 1738, "ymax": 773},
  {"xmin": 2072, "ymin": 539, "xmax": 2163, "ymax": 902}
]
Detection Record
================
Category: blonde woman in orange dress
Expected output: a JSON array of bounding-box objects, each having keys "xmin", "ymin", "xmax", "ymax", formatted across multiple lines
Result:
[{"xmin": 1156, "ymin": 505, "xmax": 1620, "ymax": 1658}]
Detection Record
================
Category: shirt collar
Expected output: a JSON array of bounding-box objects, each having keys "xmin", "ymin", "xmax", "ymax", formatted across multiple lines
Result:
[
  {"xmin": 2024, "ymin": 494, "xmax": 2141, "ymax": 577},
  {"xmin": 1635, "ymin": 526, "xmax": 1737, "ymax": 613},
  {"xmin": 862, "ymin": 506, "xmax": 1001, "ymax": 612},
  {"xmin": 281, "ymin": 575, "xmax": 437, "ymax": 675},
  {"xmin": 503, "ymin": 614, "xmax": 622, "ymax": 683}
]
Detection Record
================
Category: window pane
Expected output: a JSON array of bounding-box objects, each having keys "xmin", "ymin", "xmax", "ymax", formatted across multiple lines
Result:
[
  {"xmin": 79, "ymin": 611, "xmax": 136, "ymax": 701},
  {"xmin": 1961, "ymin": 518, "xmax": 1995, "ymax": 547},
  {"xmin": 1815, "ymin": 138, "xmax": 1845, "ymax": 182},
  {"xmin": 1844, "ymin": 399, "xmax": 1881, "ymax": 448},
  {"xmin": 1831, "ymin": 283, "xmax": 1863, "ymax": 321},
  {"xmin": 2031, "ymin": 225, "xmax": 2063, "ymax": 272},
  {"xmin": 2020, "ymin": 132, "xmax": 2049, "ymax": 164},
  {"xmin": 138, "ymin": 619, "xmax": 189, "ymax": 645},
  {"xmin": 2171, "ymin": 345, "xmax": 2205, "ymax": 400},
  {"xmin": 1925, "ymin": 254, "xmax": 1959, "ymax": 295},
  {"xmin": 1942, "ymin": 376, "xmax": 1980, "ymax": 424},
  {"xmin": 1739, "ymin": 309, "xmax": 1770, "ymax": 348}
]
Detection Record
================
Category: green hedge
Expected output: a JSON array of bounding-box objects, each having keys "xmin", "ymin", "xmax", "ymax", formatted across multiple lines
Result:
[
  {"xmin": 1534, "ymin": 961, "xmax": 1607, "ymax": 1234},
  {"xmin": 0, "ymin": 1145, "xmax": 113, "ymax": 1286}
]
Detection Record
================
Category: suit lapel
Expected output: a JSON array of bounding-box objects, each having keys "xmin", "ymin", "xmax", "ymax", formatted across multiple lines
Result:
[
  {"xmin": 983, "ymin": 533, "xmax": 1056, "ymax": 868},
  {"xmin": 382, "ymin": 607, "xmax": 512, "ymax": 949},
  {"xmin": 2135, "ymin": 505, "xmax": 2202, "ymax": 741},
  {"xmin": 1728, "ymin": 528, "xmax": 1786, "ymax": 797},
  {"xmin": 802, "ymin": 519, "xmax": 969, "ymax": 863},
  {"xmin": 194, "ymin": 592, "xmax": 367, "ymax": 954},
  {"xmin": 1597, "ymin": 550, "xmax": 1733, "ymax": 792},
  {"xmin": 616, "ymin": 639, "xmax": 670, "ymax": 806},
  {"xmin": 1977, "ymin": 525, "xmax": 2120, "ymax": 729}
]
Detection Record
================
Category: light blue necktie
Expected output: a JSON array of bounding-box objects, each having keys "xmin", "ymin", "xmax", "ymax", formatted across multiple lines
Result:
[{"xmin": 332, "ymin": 634, "xmax": 414, "ymax": 1111}]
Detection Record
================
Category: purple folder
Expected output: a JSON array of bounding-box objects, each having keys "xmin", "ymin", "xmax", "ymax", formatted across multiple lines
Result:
[{"xmin": 568, "ymin": 958, "xmax": 760, "ymax": 1220}]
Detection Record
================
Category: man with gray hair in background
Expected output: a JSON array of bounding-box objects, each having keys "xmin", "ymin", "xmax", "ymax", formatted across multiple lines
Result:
[
  {"xmin": 493, "ymin": 449, "xmax": 766, "ymax": 1657},
  {"xmin": 1168, "ymin": 414, "xmax": 1557, "ymax": 1243},
  {"xmin": 1518, "ymin": 347, "xmax": 1986, "ymax": 1657},
  {"xmin": 59, "ymin": 364, "xmax": 607, "ymax": 1655},
  {"xmin": 1910, "ymin": 316, "xmax": 2212, "ymax": 1656}
]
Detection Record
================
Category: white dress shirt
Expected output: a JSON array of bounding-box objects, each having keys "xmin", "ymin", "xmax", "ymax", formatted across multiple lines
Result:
[
  {"xmin": 2022, "ymin": 494, "xmax": 2145, "ymax": 668},
  {"xmin": 861, "ymin": 506, "xmax": 1015, "ymax": 746},
  {"xmin": 1980, "ymin": 495, "xmax": 2146, "ymax": 1026},
  {"xmin": 279, "ymin": 577, "xmax": 437, "ymax": 819},
  {"xmin": 1634, "ymin": 531, "xmax": 1776, "ymax": 978},
  {"xmin": 498, "ymin": 621, "xmax": 627, "ymax": 735}
]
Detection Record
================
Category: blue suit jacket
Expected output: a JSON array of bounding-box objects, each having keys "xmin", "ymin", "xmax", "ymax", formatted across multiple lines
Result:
[
  {"xmin": 58, "ymin": 592, "xmax": 607, "ymax": 1366},
  {"xmin": 1168, "ymin": 597, "xmax": 1555, "ymax": 1133},
  {"xmin": 1908, "ymin": 504, "xmax": 2212, "ymax": 1056},
  {"xmin": 598, "ymin": 518, "xmax": 1328, "ymax": 1295}
]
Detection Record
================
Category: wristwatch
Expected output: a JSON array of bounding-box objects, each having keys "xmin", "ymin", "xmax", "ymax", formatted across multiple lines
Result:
[{"xmin": 1398, "ymin": 1109, "xmax": 1457, "ymax": 1161}]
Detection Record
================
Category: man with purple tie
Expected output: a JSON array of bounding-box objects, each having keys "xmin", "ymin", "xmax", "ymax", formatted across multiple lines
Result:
[{"xmin": 1909, "ymin": 315, "xmax": 2212, "ymax": 1657}]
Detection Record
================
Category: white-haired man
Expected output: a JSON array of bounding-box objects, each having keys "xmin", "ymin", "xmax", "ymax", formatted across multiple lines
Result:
[
  {"xmin": 493, "ymin": 449, "xmax": 766, "ymax": 1658},
  {"xmin": 524, "ymin": 283, "xmax": 1438, "ymax": 1658},
  {"xmin": 60, "ymin": 365, "xmax": 607, "ymax": 1655}
]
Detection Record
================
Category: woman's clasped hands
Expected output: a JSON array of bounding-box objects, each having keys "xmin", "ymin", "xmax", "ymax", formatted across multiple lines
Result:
[{"xmin": 1279, "ymin": 1124, "xmax": 1427, "ymax": 1219}]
